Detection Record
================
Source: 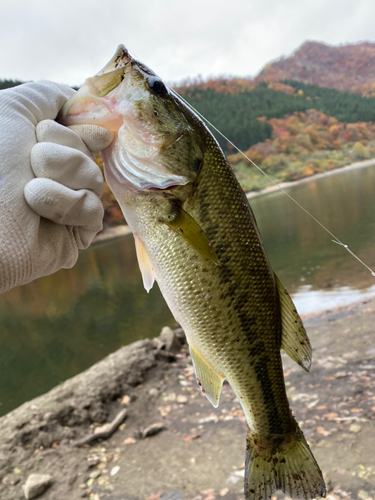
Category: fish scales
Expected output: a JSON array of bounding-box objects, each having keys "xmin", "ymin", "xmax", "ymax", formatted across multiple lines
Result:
[
  {"xmin": 59, "ymin": 45, "xmax": 326, "ymax": 500},
  {"xmin": 160, "ymin": 135, "xmax": 290, "ymax": 437}
]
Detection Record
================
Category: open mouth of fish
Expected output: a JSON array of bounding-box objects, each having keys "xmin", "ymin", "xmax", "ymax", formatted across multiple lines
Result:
[{"xmin": 59, "ymin": 46, "xmax": 191, "ymax": 191}]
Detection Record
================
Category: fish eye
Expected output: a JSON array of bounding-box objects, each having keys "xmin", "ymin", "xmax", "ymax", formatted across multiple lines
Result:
[{"xmin": 148, "ymin": 77, "xmax": 168, "ymax": 96}]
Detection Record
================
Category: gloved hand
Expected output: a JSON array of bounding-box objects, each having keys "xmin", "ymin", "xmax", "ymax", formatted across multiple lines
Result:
[{"xmin": 0, "ymin": 81, "xmax": 114, "ymax": 294}]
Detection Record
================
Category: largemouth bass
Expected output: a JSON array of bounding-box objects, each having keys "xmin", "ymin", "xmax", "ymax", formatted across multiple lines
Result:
[{"xmin": 59, "ymin": 45, "xmax": 326, "ymax": 500}]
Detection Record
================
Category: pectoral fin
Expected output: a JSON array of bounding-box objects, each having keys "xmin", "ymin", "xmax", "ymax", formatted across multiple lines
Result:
[
  {"xmin": 189, "ymin": 344, "xmax": 224, "ymax": 407},
  {"xmin": 275, "ymin": 273, "xmax": 312, "ymax": 372},
  {"xmin": 134, "ymin": 234, "xmax": 156, "ymax": 293},
  {"xmin": 161, "ymin": 204, "xmax": 219, "ymax": 265}
]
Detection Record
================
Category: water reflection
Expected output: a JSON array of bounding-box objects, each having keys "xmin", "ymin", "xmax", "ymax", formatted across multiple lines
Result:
[
  {"xmin": 1, "ymin": 164, "xmax": 375, "ymax": 415},
  {"xmin": 0, "ymin": 237, "xmax": 174, "ymax": 415},
  {"xmin": 251, "ymin": 165, "xmax": 375, "ymax": 297}
]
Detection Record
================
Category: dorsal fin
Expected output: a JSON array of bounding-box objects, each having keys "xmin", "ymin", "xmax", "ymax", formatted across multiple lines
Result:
[
  {"xmin": 134, "ymin": 234, "xmax": 156, "ymax": 293},
  {"xmin": 189, "ymin": 343, "xmax": 225, "ymax": 407},
  {"xmin": 275, "ymin": 273, "xmax": 312, "ymax": 372}
]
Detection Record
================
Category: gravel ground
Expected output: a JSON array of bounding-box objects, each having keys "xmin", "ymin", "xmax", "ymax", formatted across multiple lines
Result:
[{"xmin": 0, "ymin": 298, "xmax": 375, "ymax": 500}]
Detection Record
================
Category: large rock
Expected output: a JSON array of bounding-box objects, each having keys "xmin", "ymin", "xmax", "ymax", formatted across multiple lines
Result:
[
  {"xmin": 160, "ymin": 327, "xmax": 182, "ymax": 353},
  {"xmin": 22, "ymin": 474, "xmax": 53, "ymax": 499},
  {"xmin": 0, "ymin": 339, "xmax": 159, "ymax": 454}
]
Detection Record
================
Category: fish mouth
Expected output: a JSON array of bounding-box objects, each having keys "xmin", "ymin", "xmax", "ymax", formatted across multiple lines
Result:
[
  {"xmin": 58, "ymin": 45, "xmax": 133, "ymax": 129},
  {"xmin": 97, "ymin": 45, "xmax": 131, "ymax": 74}
]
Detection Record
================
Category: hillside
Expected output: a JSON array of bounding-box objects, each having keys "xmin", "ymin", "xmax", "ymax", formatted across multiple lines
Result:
[
  {"xmin": 0, "ymin": 79, "xmax": 23, "ymax": 90},
  {"xmin": 3, "ymin": 41, "xmax": 375, "ymax": 226},
  {"xmin": 178, "ymin": 80, "xmax": 375, "ymax": 152},
  {"xmin": 255, "ymin": 41, "xmax": 375, "ymax": 97},
  {"xmin": 229, "ymin": 110, "xmax": 375, "ymax": 191}
]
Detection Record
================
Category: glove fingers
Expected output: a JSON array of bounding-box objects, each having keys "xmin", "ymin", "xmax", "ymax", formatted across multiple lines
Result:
[
  {"xmin": 24, "ymin": 178, "xmax": 103, "ymax": 232},
  {"xmin": 68, "ymin": 125, "xmax": 114, "ymax": 152},
  {"xmin": 31, "ymin": 143, "xmax": 104, "ymax": 197},
  {"xmin": 35, "ymin": 120, "xmax": 114, "ymax": 153},
  {"xmin": 73, "ymin": 227, "xmax": 99, "ymax": 249},
  {"xmin": 36, "ymin": 120, "xmax": 92, "ymax": 156}
]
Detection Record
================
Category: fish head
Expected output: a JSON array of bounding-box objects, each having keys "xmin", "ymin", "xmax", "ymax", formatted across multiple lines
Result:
[{"xmin": 59, "ymin": 45, "xmax": 205, "ymax": 191}]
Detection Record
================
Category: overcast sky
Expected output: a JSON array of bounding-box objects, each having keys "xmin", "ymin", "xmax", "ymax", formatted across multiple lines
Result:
[{"xmin": 2, "ymin": 0, "xmax": 375, "ymax": 87}]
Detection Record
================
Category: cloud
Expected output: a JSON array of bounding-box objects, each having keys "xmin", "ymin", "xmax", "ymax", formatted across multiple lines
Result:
[{"xmin": 1, "ymin": 0, "xmax": 375, "ymax": 86}]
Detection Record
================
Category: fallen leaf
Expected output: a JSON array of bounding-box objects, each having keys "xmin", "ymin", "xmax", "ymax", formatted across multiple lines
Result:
[
  {"xmin": 219, "ymin": 488, "xmax": 229, "ymax": 497},
  {"xmin": 349, "ymin": 424, "xmax": 362, "ymax": 433},
  {"xmin": 358, "ymin": 490, "xmax": 370, "ymax": 500},
  {"xmin": 158, "ymin": 406, "xmax": 172, "ymax": 417},
  {"xmin": 323, "ymin": 412, "xmax": 338, "ymax": 420},
  {"xmin": 110, "ymin": 466, "xmax": 120, "ymax": 476},
  {"xmin": 164, "ymin": 393, "xmax": 176, "ymax": 402},
  {"xmin": 184, "ymin": 434, "xmax": 201, "ymax": 442},
  {"xmin": 317, "ymin": 427, "xmax": 326, "ymax": 435},
  {"xmin": 316, "ymin": 405, "xmax": 327, "ymax": 410},
  {"xmin": 177, "ymin": 395, "xmax": 188, "ymax": 404},
  {"xmin": 335, "ymin": 372, "xmax": 349, "ymax": 379},
  {"xmin": 325, "ymin": 376, "xmax": 334, "ymax": 381},
  {"xmin": 145, "ymin": 490, "xmax": 165, "ymax": 500},
  {"xmin": 350, "ymin": 408, "xmax": 363, "ymax": 413},
  {"xmin": 123, "ymin": 437, "xmax": 136, "ymax": 445},
  {"xmin": 198, "ymin": 415, "xmax": 218, "ymax": 424},
  {"xmin": 121, "ymin": 395, "xmax": 131, "ymax": 405}
]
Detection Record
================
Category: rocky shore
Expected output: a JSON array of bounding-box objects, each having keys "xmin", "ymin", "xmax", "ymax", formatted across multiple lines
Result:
[{"xmin": 1, "ymin": 299, "xmax": 375, "ymax": 500}]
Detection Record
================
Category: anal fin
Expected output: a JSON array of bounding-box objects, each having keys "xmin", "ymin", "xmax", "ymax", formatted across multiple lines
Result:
[
  {"xmin": 189, "ymin": 344, "xmax": 224, "ymax": 407},
  {"xmin": 134, "ymin": 234, "xmax": 156, "ymax": 293},
  {"xmin": 275, "ymin": 273, "xmax": 312, "ymax": 372}
]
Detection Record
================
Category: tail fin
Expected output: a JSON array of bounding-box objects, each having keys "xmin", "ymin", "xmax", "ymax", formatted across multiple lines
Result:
[{"xmin": 245, "ymin": 425, "xmax": 326, "ymax": 500}]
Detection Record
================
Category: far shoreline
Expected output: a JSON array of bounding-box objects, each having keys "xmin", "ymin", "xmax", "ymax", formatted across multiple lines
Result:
[
  {"xmin": 246, "ymin": 156, "xmax": 375, "ymax": 198},
  {"xmin": 93, "ymin": 157, "xmax": 375, "ymax": 244}
]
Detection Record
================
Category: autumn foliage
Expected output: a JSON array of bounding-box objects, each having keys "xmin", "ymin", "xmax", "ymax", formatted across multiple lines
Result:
[
  {"xmin": 229, "ymin": 110, "xmax": 375, "ymax": 191},
  {"xmin": 256, "ymin": 41, "xmax": 375, "ymax": 97},
  {"xmin": 176, "ymin": 77, "xmax": 255, "ymax": 95}
]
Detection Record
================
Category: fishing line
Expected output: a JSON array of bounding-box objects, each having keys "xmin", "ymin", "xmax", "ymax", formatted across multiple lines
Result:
[{"xmin": 172, "ymin": 87, "xmax": 375, "ymax": 277}]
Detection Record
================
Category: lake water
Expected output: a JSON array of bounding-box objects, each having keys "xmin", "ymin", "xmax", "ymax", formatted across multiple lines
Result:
[{"xmin": 1, "ymin": 164, "xmax": 375, "ymax": 416}]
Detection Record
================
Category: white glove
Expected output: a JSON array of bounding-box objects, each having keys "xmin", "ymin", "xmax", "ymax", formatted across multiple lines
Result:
[{"xmin": 0, "ymin": 81, "xmax": 114, "ymax": 294}]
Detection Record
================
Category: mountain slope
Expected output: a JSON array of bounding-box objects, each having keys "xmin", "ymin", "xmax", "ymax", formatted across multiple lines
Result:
[
  {"xmin": 255, "ymin": 41, "xmax": 375, "ymax": 96},
  {"xmin": 179, "ymin": 82, "xmax": 375, "ymax": 152}
]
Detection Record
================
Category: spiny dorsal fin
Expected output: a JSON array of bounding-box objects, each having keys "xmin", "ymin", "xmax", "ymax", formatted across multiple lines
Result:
[
  {"xmin": 161, "ymin": 204, "xmax": 219, "ymax": 265},
  {"xmin": 189, "ymin": 343, "xmax": 224, "ymax": 407},
  {"xmin": 275, "ymin": 273, "xmax": 312, "ymax": 372},
  {"xmin": 134, "ymin": 233, "xmax": 156, "ymax": 293}
]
